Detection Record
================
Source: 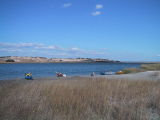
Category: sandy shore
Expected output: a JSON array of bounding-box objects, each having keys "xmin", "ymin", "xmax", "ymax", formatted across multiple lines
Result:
[
  {"xmin": 32, "ymin": 71, "xmax": 160, "ymax": 81},
  {"xmin": 2, "ymin": 71, "xmax": 160, "ymax": 82},
  {"xmin": 99, "ymin": 71, "xmax": 160, "ymax": 81}
]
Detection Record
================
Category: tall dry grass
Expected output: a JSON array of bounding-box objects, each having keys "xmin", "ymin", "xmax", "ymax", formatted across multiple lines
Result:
[{"xmin": 0, "ymin": 77, "xmax": 160, "ymax": 120}]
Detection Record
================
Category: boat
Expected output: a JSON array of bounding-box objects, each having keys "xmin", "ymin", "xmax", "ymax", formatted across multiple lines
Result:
[
  {"xmin": 56, "ymin": 72, "xmax": 66, "ymax": 77},
  {"xmin": 116, "ymin": 71, "xmax": 124, "ymax": 74},
  {"xmin": 100, "ymin": 71, "xmax": 115, "ymax": 75},
  {"xmin": 25, "ymin": 73, "xmax": 33, "ymax": 80}
]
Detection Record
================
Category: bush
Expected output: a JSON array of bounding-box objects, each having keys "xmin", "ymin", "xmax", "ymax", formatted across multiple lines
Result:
[
  {"xmin": 5, "ymin": 59, "xmax": 15, "ymax": 62},
  {"xmin": 122, "ymin": 68, "xmax": 142, "ymax": 74}
]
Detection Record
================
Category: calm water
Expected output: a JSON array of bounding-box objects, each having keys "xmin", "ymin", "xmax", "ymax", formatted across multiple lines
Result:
[{"xmin": 0, "ymin": 63, "xmax": 142, "ymax": 80}]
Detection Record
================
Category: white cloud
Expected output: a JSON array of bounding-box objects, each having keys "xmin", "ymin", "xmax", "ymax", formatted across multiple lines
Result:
[
  {"xmin": 91, "ymin": 11, "xmax": 101, "ymax": 16},
  {"xmin": 0, "ymin": 48, "xmax": 22, "ymax": 52},
  {"xmin": 35, "ymin": 45, "xmax": 62, "ymax": 50},
  {"xmin": 96, "ymin": 4, "xmax": 103, "ymax": 9},
  {"xmin": 0, "ymin": 42, "xmax": 63, "ymax": 50},
  {"xmin": 157, "ymin": 55, "xmax": 160, "ymax": 57},
  {"xmin": 0, "ymin": 42, "xmax": 107, "ymax": 58},
  {"xmin": 63, "ymin": 3, "xmax": 72, "ymax": 8},
  {"xmin": 16, "ymin": 43, "xmax": 34, "ymax": 47},
  {"xmin": 0, "ymin": 42, "xmax": 43, "ymax": 48},
  {"xmin": 70, "ymin": 47, "xmax": 81, "ymax": 51}
]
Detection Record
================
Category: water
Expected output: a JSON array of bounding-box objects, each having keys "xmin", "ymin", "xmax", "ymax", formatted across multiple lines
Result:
[{"xmin": 0, "ymin": 63, "xmax": 142, "ymax": 80}]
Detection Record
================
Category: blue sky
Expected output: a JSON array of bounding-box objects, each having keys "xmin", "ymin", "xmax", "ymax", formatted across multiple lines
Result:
[{"xmin": 0, "ymin": 0, "xmax": 160, "ymax": 61}]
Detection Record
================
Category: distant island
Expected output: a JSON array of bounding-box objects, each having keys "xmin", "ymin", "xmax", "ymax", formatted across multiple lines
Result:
[{"xmin": 0, "ymin": 56, "xmax": 121, "ymax": 63}]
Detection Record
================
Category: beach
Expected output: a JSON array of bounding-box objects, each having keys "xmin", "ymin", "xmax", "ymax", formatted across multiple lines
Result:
[
  {"xmin": 3, "ymin": 70, "xmax": 160, "ymax": 81},
  {"xmin": 101, "ymin": 71, "xmax": 160, "ymax": 81}
]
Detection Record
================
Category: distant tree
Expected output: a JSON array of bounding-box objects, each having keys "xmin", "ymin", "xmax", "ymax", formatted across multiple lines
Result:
[
  {"xmin": 6, "ymin": 59, "xmax": 15, "ymax": 62},
  {"xmin": 0, "ymin": 56, "xmax": 11, "ymax": 58}
]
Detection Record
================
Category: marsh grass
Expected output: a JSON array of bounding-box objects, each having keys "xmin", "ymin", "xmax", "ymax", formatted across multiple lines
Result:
[
  {"xmin": 141, "ymin": 64, "xmax": 160, "ymax": 71},
  {"xmin": 122, "ymin": 64, "xmax": 160, "ymax": 74},
  {"xmin": 0, "ymin": 77, "xmax": 160, "ymax": 120},
  {"xmin": 121, "ymin": 68, "xmax": 143, "ymax": 74}
]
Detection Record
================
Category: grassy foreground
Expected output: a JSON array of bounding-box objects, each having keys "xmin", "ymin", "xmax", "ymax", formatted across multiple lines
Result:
[{"xmin": 0, "ymin": 77, "xmax": 160, "ymax": 120}]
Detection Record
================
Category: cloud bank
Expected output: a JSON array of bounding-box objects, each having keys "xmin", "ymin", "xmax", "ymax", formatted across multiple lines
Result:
[{"xmin": 0, "ymin": 42, "xmax": 106, "ymax": 58}]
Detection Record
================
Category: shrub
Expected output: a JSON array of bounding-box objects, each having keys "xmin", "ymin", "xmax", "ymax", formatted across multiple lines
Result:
[
  {"xmin": 5, "ymin": 59, "xmax": 15, "ymax": 62},
  {"xmin": 121, "ymin": 68, "xmax": 142, "ymax": 74}
]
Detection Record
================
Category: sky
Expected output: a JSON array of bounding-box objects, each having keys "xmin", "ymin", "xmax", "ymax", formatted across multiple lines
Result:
[{"xmin": 0, "ymin": 0, "xmax": 160, "ymax": 61}]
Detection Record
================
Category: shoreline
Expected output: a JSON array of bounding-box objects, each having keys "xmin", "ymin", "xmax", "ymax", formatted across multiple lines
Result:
[
  {"xmin": 0, "ymin": 61, "xmax": 122, "ymax": 64},
  {"xmin": 1, "ymin": 71, "xmax": 160, "ymax": 81},
  {"xmin": 1, "ymin": 62, "xmax": 160, "ymax": 64}
]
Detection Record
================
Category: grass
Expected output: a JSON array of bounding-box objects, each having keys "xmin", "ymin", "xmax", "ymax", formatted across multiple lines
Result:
[
  {"xmin": 121, "ymin": 64, "xmax": 160, "ymax": 74},
  {"xmin": 141, "ymin": 64, "xmax": 160, "ymax": 71},
  {"xmin": 121, "ymin": 68, "xmax": 143, "ymax": 74},
  {"xmin": 0, "ymin": 77, "xmax": 160, "ymax": 120}
]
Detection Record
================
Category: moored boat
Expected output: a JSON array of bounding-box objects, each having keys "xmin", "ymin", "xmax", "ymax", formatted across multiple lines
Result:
[{"xmin": 100, "ymin": 71, "xmax": 115, "ymax": 75}]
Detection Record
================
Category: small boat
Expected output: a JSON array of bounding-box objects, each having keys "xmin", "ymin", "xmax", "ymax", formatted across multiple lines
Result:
[
  {"xmin": 100, "ymin": 71, "xmax": 115, "ymax": 75},
  {"xmin": 25, "ymin": 73, "xmax": 33, "ymax": 80},
  {"xmin": 56, "ymin": 72, "xmax": 66, "ymax": 77},
  {"xmin": 116, "ymin": 71, "xmax": 124, "ymax": 74}
]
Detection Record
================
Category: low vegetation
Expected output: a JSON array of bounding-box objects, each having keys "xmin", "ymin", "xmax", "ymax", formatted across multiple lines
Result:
[
  {"xmin": 0, "ymin": 77, "xmax": 160, "ymax": 120},
  {"xmin": 121, "ymin": 68, "xmax": 143, "ymax": 74},
  {"xmin": 5, "ymin": 59, "xmax": 15, "ymax": 62},
  {"xmin": 141, "ymin": 64, "xmax": 160, "ymax": 71},
  {"xmin": 121, "ymin": 64, "xmax": 160, "ymax": 74}
]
